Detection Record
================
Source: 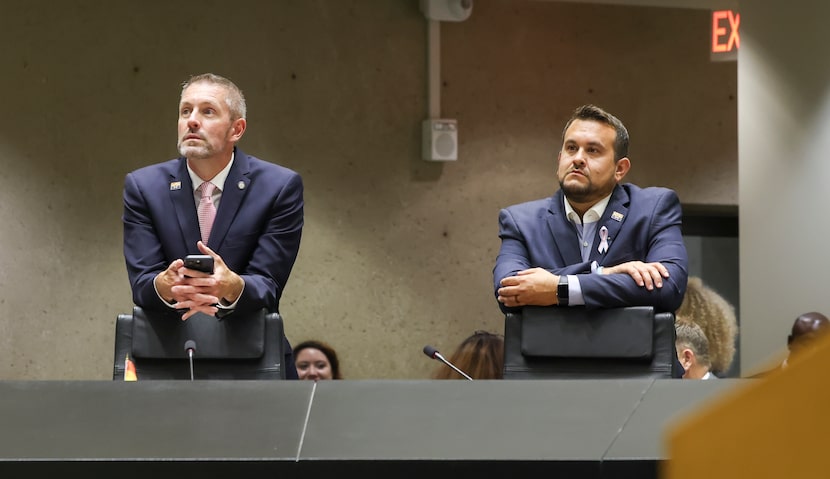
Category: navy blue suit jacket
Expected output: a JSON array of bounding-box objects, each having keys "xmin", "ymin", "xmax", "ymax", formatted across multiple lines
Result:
[
  {"xmin": 494, "ymin": 183, "xmax": 688, "ymax": 314},
  {"xmin": 123, "ymin": 147, "xmax": 303, "ymax": 377}
]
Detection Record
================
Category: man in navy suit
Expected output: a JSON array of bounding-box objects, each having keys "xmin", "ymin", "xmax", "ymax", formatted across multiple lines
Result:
[
  {"xmin": 123, "ymin": 73, "xmax": 303, "ymax": 378},
  {"xmin": 494, "ymin": 104, "xmax": 688, "ymax": 314}
]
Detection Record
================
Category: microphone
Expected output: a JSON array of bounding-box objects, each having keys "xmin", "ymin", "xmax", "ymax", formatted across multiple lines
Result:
[
  {"xmin": 184, "ymin": 340, "xmax": 197, "ymax": 381},
  {"xmin": 423, "ymin": 345, "xmax": 473, "ymax": 381}
]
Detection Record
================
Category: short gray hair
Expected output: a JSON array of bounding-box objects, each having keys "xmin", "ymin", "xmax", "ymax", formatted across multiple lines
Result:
[
  {"xmin": 181, "ymin": 73, "xmax": 246, "ymax": 120},
  {"xmin": 675, "ymin": 322, "xmax": 711, "ymax": 368}
]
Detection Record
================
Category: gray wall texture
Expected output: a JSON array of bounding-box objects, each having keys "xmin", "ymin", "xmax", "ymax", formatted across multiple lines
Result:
[
  {"xmin": 738, "ymin": 0, "xmax": 830, "ymax": 374},
  {"xmin": 0, "ymin": 0, "xmax": 736, "ymax": 379}
]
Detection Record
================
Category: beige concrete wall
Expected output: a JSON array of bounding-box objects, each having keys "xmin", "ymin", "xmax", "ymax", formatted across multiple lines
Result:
[{"xmin": 0, "ymin": 0, "xmax": 735, "ymax": 380}]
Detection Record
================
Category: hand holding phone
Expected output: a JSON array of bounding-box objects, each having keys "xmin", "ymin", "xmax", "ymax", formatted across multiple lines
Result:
[{"xmin": 184, "ymin": 254, "xmax": 214, "ymax": 274}]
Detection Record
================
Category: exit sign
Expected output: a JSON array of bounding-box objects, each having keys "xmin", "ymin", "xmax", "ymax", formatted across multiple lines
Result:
[{"xmin": 711, "ymin": 10, "xmax": 739, "ymax": 62}]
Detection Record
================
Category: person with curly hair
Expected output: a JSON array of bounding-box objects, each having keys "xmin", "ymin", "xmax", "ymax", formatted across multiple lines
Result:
[{"xmin": 674, "ymin": 276, "xmax": 738, "ymax": 376}]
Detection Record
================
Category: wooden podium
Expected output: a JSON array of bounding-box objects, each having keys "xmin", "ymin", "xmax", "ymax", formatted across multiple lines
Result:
[{"xmin": 664, "ymin": 333, "xmax": 830, "ymax": 478}]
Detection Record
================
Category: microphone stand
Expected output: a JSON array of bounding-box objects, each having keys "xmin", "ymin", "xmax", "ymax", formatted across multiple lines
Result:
[
  {"xmin": 438, "ymin": 353, "xmax": 473, "ymax": 381},
  {"xmin": 184, "ymin": 340, "xmax": 197, "ymax": 381},
  {"xmin": 423, "ymin": 345, "xmax": 473, "ymax": 380}
]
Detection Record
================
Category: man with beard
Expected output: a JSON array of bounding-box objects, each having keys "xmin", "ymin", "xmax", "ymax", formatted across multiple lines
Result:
[
  {"xmin": 494, "ymin": 104, "xmax": 688, "ymax": 315},
  {"xmin": 123, "ymin": 73, "xmax": 303, "ymax": 378}
]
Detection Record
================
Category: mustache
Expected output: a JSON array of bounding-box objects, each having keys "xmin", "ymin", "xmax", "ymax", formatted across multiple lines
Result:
[{"xmin": 181, "ymin": 131, "xmax": 203, "ymax": 141}]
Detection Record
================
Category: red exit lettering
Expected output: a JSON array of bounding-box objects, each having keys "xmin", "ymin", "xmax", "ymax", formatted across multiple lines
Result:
[{"xmin": 712, "ymin": 10, "xmax": 740, "ymax": 53}]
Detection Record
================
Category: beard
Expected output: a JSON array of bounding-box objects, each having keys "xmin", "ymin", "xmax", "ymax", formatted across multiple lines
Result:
[
  {"xmin": 558, "ymin": 176, "xmax": 595, "ymax": 203},
  {"xmin": 178, "ymin": 138, "xmax": 214, "ymax": 160}
]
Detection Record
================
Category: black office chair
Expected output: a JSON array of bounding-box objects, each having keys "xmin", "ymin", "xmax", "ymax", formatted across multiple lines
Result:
[
  {"xmin": 113, "ymin": 306, "xmax": 286, "ymax": 380},
  {"xmin": 503, "ymin": 306, "xmax": 677, "ymax": 379}
]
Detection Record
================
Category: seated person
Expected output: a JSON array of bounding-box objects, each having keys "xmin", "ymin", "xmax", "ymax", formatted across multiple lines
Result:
[
  {"xmin": 784, "ymin": 311, "xmax": 830, "ymax": 367},
  {"xmin": 674, "ymin": 276, "xmax": 738, "ymax": 376},
  {"xmin": 294, "ymin": 340, "xmax": 342, "ymax": 380},
  {"xmin": 431, "ymin": 330, "xmax": 504, "ymax": 380},
  {"xmin": 750, "ymin": 311, "xmax": 830, "ymax": 378},
  {"xmin": 675, "ymin": 322, "xmax": 716, "ymax": 380}
]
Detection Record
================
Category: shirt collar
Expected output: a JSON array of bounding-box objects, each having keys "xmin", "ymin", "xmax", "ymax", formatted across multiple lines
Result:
[
  {"xmin": 188, "ymin": 151, "xmax": 235, "ymax": 192},
  {"xmin": 563, "ymin": 192, "xmax": 612, "ymax": 225}
]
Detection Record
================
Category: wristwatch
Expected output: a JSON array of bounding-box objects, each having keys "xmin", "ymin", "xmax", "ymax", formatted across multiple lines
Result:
[{"xmin": 557, "ymin": 275, "xmax": 569, "ymax": 306}]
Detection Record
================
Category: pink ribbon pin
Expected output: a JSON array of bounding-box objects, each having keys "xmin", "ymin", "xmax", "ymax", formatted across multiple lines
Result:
[{"xmin": 598, "ymin": 226, "xmax": 609, "ymax": 254}]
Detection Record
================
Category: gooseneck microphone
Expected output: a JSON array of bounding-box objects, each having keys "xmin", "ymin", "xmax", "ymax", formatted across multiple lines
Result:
[
  {"xmin": 184, "ymin": 340, "xmax": 197, "ymax": 381},
  {"xmin": 423, "ymin": 345, "xmax": 473, "ymax": 381}
]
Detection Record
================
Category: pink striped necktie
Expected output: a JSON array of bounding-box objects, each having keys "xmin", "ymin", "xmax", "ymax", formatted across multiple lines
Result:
[{"xmin": 197, "ymin": 181, "xmax": 217, "ymax": 244}]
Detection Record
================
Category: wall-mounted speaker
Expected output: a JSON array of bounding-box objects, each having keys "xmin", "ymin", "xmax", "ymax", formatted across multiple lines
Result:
[{"xmin": 422, "ymin": 119, "xmax": 458, "ymax": 161}]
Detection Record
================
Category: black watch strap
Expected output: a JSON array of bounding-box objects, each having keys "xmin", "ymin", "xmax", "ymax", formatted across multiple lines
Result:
[{"xmin": 557, "ymin": 275, "xmax": 569, "ymax": 306}]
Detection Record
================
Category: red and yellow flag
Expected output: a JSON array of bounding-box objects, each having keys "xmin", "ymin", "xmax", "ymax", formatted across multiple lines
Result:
[{"xmin": 124, "ymin": 354, "xmax": 137, "ymax": 381}]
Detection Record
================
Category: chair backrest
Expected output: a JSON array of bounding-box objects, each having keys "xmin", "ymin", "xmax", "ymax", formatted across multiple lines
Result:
[
  {"xmin": 113, "ymin": 306, "xmax": 286, "ymax": 380},
  {"xmin": 503, "ymin": 306, "xmax": 677, "ymax": 379}
]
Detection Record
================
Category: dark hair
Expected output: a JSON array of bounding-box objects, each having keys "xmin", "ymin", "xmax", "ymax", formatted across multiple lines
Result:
[
  {"xmin": 562, "ymin": 104, "xmax": 629, "ymax": 160},
  {"xmin": 787, "ymin": 311, "xmax": 830, "ymax": 352},
  {"xmin": 293, "ymin": 340, "xmax": 342, "ymax": 379},
  {"xmin": 431, "ymin": 330, "xmax": 504, "ymax": 380}
]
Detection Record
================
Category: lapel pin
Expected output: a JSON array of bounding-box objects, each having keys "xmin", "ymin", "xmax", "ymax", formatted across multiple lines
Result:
[
  {"xmin": 170, "ymin": 181, "xmax": 181, "ymax": 191},
  {"xmin": 611, "ymin": 211, "xmax": 624, "ymax": 222},
  {"xmin": 598, "ymin": 226, "xmax": 609, "ymax": 254},
  {"xmin": 238, "ymin": 181, "xmax": 246, "ymax": 190}
]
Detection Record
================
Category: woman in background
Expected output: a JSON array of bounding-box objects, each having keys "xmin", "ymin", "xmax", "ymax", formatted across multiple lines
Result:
[
  {"xmin": 294, "ymin": 340, "xmax": 342, "ymax": 380},
  {"xmin": 431, "ymin": 330, "xmax": 504, "ymax": 380},
  {"xmin": 674, "ymin": 276, "xmax": 739, "ymax": 377}
]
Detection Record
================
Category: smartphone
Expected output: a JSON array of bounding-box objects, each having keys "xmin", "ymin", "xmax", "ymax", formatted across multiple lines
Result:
[{"xmin": 184, "ymin": 255, "xmax": 214, "ymax": 274}]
